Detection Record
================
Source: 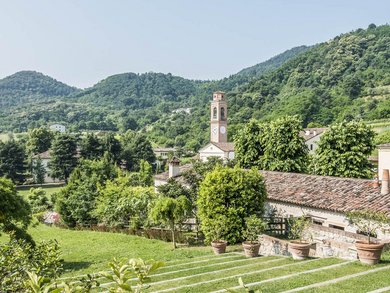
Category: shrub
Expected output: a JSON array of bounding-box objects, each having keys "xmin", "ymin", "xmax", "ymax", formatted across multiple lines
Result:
[
  {"xmin": 0, "ymin": 236, "xmax": 62, "ymax": 292},
  {"xmin": 197, "ymin": 166, "xmax": 267, "ymax": 244},
  {"xmin": 287, "ymin": 215, "xmax": 311, "ymax": 242},
  {"xmin": 28, "ymin": 187, "xmax": 52, "ymax": 213},
  {"xmin": 243, "ymin": 215, "xmax": 267, "ymax": 243}
]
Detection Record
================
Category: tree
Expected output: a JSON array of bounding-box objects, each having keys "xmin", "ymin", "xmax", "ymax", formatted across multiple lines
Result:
[
  {"xmin": 138, "ymin": 160, "xmax": 154, "ymax": 187},
  {"xmin": 94, "ymin": 176, "xmax": 156, "ymax": 228},
  {"xmin": 0, "ymin": 139, "xmax": 26, "ymax": 183},
  {"xmin": 234, "ymin": 120, "xmax": 267, "ymax": 168},
  {"xmin": 80, "ymin": 133, "xmax": 103, "ymax": 160},
  {"xmin": 263, "ymin": 116, "xmax": 308, "ymax": 173},
  {"xmin": 121, "ymin": 131, "xmax": 156, "ymax": 171},
  {"xmin": 49, "ymin": 133, "xmax": 78, "ymax": 182},
  {"xmin": 149, "ymin": 196, "xmax": 191, "ymax": 249},
  {"xmin": 28, "ymin": 188, "xmax": 51, "ymax": 213},
  {"xmin": 55, "ymin": 157, "xmax": 118, "ymax": 227},
  {"xmin": 0, "ymin": 177, "xmax": 32, "ymax": 243},
  {"xmin": 102, "ymin": 133, "xmax": 122, "ymax": 164},
  {"xmin": 312, "ymin": 121, "xmax": 375, "ymax": 178},
  {"xmin": 197, "ymin": 166, "xmax": 267, "ymax": 244},
  {"xmin": 32, "ymin": 156, "xmax": 45, "ymax": 184},
  {"xmin": 26, "ymin": 127, "xmax": 54, "ymax": 155}
]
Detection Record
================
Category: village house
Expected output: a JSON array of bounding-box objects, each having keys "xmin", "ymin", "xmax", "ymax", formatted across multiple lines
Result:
[
  {"xmin": 300, "ymin": 128, "xmax": 326, "ymax": 152},
  {"xmin": 49, "ymin": 123, "xmax": 66, "ymax": 133},
  {"xmin": 153, "ymin": 147, "xmax": 177, "ymax": 159}
]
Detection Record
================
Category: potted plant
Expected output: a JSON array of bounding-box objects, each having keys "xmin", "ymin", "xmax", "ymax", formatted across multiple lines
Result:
[
  {"xmin": 347, "ymin": 209, "xmax": 389, "ymax": 265},
  {"xmin": 210, "ymin": 222, "xmax": 227, "ymax": 255},
  {"xmin": 242, "ymin": 215, "xmax": 267, "ymax": 257},
  {"xmin": 287, "ymin": 215, "xmax": 312, "ymax": 260}
]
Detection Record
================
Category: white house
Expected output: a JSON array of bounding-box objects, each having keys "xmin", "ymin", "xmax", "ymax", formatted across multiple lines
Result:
[
  {"xmin": 199, "ymin": 142, "xmax": 235, "ymax": 162},
  {"xmin": 300, "ymin": 128, "xmax": 326, "ymax": 152},
  {"xmin": 378, "ymin": 143, "xmax": 390, "ymax": 180},
  {"xmin": 50, "ymin": 124, "xmax": 66, "ymax": 133},
  {"xmin": 153, "ymin": 147, "xmax": 177, "ymax": 159},
  {"xmin": 32, "ymin": 151, "xmax": 59, "ymax": 183}
]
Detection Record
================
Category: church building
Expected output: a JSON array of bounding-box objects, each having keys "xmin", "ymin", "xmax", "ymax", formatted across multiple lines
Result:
[{"xmin": 199, "ymin": 91, "xmax": 235, "ymax": 161}]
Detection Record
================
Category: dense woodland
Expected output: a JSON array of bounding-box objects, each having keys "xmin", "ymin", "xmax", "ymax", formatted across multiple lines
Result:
[{"xmin": 0, "ymin": 24, "xmax": 389, "ymax": 151}]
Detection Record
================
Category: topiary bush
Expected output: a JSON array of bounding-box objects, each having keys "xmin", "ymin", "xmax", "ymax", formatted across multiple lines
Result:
[{"xmin": 197, "ymin": 166, "xmax": 267, "ymax": 244}]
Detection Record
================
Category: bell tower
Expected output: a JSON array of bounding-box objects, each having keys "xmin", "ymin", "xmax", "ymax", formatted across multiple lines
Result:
[{"xmin": 210, "ymin": 91, "xmax": 228, "ymax": 143}]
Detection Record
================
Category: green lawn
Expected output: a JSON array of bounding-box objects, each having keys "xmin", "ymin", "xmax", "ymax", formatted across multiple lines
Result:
[
  {"xmin": 18, "ymin": 186, "xmax": 63, "ymax": 200},
  {"xmin": 1, "ymin": 225, "xmax": 390, "ymax": 292}
]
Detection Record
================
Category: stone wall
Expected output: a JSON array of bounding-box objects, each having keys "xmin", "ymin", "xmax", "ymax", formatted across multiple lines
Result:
[{"xmin": 259, "ymin": 224, "xmax": 389, "ymax": 260}]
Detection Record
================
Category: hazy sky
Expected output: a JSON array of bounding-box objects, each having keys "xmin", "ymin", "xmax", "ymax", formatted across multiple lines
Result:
[{"xmin": 0, "ymin": 0, "xmax": 389, "ymax": 88}]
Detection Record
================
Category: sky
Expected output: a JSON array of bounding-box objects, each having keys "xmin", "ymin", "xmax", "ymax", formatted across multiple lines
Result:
[{"xmin": 0, "ymin": 0, "xmax": 389, "ymax": 88}]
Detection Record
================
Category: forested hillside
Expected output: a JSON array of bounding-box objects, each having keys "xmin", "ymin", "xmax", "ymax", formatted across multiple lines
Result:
[
  {"xmin": 0, "ymin": 45, "xmax": 306, "ymax": 134},
  {"xmin": 229, "ymin": 24, "xmax": 390, "ymax": 126},
  {"xmin": 1, "ymin": 24, "xmax": 389, "ymax": 151}
]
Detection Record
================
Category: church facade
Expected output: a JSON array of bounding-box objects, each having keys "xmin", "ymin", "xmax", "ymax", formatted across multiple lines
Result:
[{"xmin": 199, "ymin": 91, "xmax": 235, "ymax": 161}]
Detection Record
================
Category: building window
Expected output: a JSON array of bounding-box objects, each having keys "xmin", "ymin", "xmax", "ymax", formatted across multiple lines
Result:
[
  {"xmin": 329, "ymin": 224, "xmax": 345, "ymax": 231},
  {"xmin": 312, "ymin": 219, "xmax": 323, "ymax": 226},
  {"xmin": 310, "ymin": 144, "xmax": 313, "ymax": 150},
  {"xmin": 221, "ymin": 107, "xmax": 225, "ymax": 120},
  {"xmin": 213, "ymin": 107, "xmax": 217, "ymax": 119}
]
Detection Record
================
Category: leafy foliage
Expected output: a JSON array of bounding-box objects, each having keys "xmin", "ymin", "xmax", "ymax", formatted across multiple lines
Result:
[
  {"xmin": 0, "ymin": 139, "xmax": 26, "ymax": 183},
  {"xmin": 121, "ymin": 131, "xmax": 156, "ymax": 171},
  {"xmin": 287, "ymin": 215, "xmax": 311, "ymax": 242},
  {"xmin": 55, "ymin": 158, "xmax": 118, "ymax": 227},
  {"xmin": 32, "ymin": 156, "xmax": 46, "ymax": 184},
  {"xmin": 94, "ymin": 175, "xmax": 156, "ymax": 228},
  {"xmin": 28, "ymin": 188, "xmax": 52, "ymax": 214},
  {"xmin": 347, "ymin": 209, "xmax": 390, "ymax": 243},
  {"xmin": 149, "ymin": 196, "xmax": 191, "ymax": 248},
  {"xmin": 26, "ymin": 127, "xmax": 54, "ymax": 155},
  {"xmin": 0, "ymin": 237, "xmax": 62, "ymax": 292},
  {"xmin": 243, "ymin": 215, "xmax": 267, "ymax": 243},
  {"xmin": 49, "ymin": 133, "xmax": 78, "ymax": 182},
  {"xmin": 0, "ymin": 177, "xmax": 32, "ymax": 242},
  {"xmin": 197, "ymin": 166, "xmax": 267, "ymax": 244},
  {"xmin": 312, "ymin": 120, "xmax": 375, "ymax": 178}
]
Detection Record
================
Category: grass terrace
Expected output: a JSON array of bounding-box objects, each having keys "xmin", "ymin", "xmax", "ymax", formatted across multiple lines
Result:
[{"xmin": 2, "ymin": 225, "xmax": 390, "ymax": 292}]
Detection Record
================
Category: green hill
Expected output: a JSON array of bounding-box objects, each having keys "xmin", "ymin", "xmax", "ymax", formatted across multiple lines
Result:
[{"xmin": 229, "ymin": 24, "xmax": 390, "ymax": 126}]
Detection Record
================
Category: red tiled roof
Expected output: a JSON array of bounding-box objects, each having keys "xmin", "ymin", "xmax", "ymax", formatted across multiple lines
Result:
[
  {"xmin": 154, "ymin": 165, "xmax": 390, "ymax": 216},
  {"xmin": 261, "ymin": 170, "xmax": 390, "ymax": 216},
  {"xmin": 300, "ymin": 128, "xmax": 327, "ymax": 141},
  {"xmin": 211, "ymin": 142, "xmax": 235, "ymax": 152}
]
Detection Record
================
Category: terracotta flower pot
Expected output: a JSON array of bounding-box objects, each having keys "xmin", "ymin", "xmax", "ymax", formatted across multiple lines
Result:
[
  {"xmin": 242, "ymin": 241, "xmax": 261, "ymax": 257},
  {"xmin": 211, "ymin": 240, "xmax": 227, "ymax": 254},
  {"xmin": 288, "ymin": 241, "xmax": 311, "ymax": 260},
  {"xmin": 355, "ymin": 241, "xmax": 385, "ymax": 265}
]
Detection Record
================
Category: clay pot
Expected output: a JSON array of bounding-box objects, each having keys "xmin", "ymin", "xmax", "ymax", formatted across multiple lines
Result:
[
  {"xmin": 242, "ymin": 241, "xmax": 261, "ymax": 257},
  {"xmin": 355, "ymin": 241, "xmax": 385, "ymax": 265},
  {"xmin": 211, "ymin": 240, "xmax": 227, "ymax": 254},
  {"xmin": 288, "ymin": 241, "xmax": 311, "ymax": 260}
]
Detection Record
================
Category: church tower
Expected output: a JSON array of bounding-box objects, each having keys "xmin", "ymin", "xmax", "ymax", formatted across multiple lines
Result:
[{"xmin": 210, "ymin": 91, "xmax": 228, "ymax": 143}]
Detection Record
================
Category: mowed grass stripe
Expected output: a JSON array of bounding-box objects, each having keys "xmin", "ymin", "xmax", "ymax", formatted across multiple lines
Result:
[
  {"xmin": 162, "ymin": 252, "xmax": 239, "ymax": 267},
  {"xmin": 299, "ymin": 265, "xmax": 390, "ymax": 293},
  {"xmin": 151, "ymin": 256, "xmax": 279, "ymax": 279},
  {"xmin": 251, "ymin": 262, "xmax": 387, "ymax": 293},
  {"xmin": 100, "ymin": 256, "xmax": 286, "ymax": 289},
  {"xmin": 144, "ymin": 257, "xmax": 285, "ymax": 284},
  {"xmin": 148, "ymin": 258, "xmax": 336, "ymax": 292},
  {"xmin": 211, "ymin": 259, "xmax": 351, "ymax": 293},
  {"xmin": 156, "ymin": 254, "xmax": 246, "ymax": 272},
  {"xmin": 281, "ymin": 265, "xmax": 390, "ymax": 293}
]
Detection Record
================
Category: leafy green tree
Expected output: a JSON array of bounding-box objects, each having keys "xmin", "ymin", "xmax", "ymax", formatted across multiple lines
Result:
[
  {"xmin": 102, "ymin": 133, "xmax": 122, "ymax": 164},
  {"xmin": 312, "ymin": 120, "xmax": 375, "ymax": 178},
  {"xmin": 139, "ymin": 160, "xmax": 154, "ymax": 187},
  {"xmin": 94, "ymin": 176, "xmax": 156, "ymax": 228},
  {"xmin": 26, "ymin": 127, "xmax": 54, "ymax": 155},
  {"xmin": 121, "ymin": 131, "xmax": 156, "ymax": 171},
  {"xmin": 32, "ymin": 156, "xmax": 46, "ymax": 184},
  {"xmin": 55, "ymin": 157, "xmax": 118, "ymax": 227},
  {"xmin": 28, "ymin": 188, "xmax": 51, "ymax": 213},
  {"xmin": 49, "ymin": 133, "xmax": 78, "ymax": 182},
  {"xmin": 149, "ymin": 196, "xmax": 191, "ymax": 248},
  {"xmin": 0, "ymin": 237, "xmax": 62, "ymax": 292},
  {"xmin": 0, "ymin": 177, "xmax": 32, "ymax": 242},
  {"xmin": 197, "ymin": 166, "xmax": 267, "ymax": 244},
  {"xmin": 263, "ymin": 116, "xmax": 308, "ymax": 173},
  {"xmin": 0, "ymin": 139, "xmax": 26, "ymax": 183},
  {"xmin": 80, "ymin": 133, "xmax": 103, "ymax": 160},
  {"xmin": 234, "ymin": 120, "xmax": 267, "ymax": 168}
]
